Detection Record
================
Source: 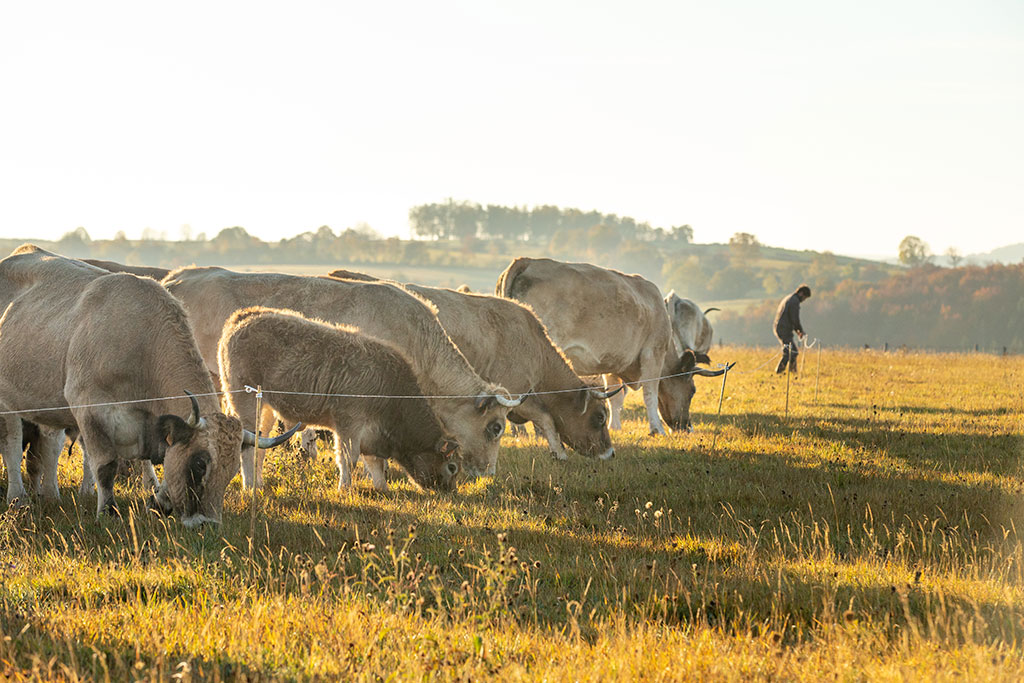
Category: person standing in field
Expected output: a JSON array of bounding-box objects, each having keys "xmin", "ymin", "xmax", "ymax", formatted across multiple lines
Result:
[{"xmin": 774, "ymin": 285, "xmax": 811, "ymax": 375}]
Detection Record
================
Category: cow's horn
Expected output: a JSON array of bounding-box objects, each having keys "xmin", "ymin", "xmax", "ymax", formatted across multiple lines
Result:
[
  {"xmin": 591, "ymin": 385, "xmax": 625, "ymax": 400},
  {"xmin": 694, "ymin": 361, "xmax": 736, "ymax": 378},
  {"xmin": 184, "ymin": 390, "xmax": 202, "ymax": 427},
  {"xmin": 703, "ymin": 307, "xmax": 721, "ymax": 315},
  {"xmin": 242, "ymin": 422, "xmax": 304, "ymax": 449},
  {"xmin": 494, "ymin": 393, "xmax": 525, "ymax": 408}
]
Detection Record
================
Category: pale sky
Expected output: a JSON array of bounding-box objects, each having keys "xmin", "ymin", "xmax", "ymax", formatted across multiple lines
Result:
[{"xmin": 1, "ymin": 1, "xmax": 1021, "ymax": 258}]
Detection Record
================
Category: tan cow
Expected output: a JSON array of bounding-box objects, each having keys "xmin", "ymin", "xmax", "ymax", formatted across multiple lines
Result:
[
  {"xmin": 219, "ymin": 307, "xmax": 460, "ymax": 491},
  {"xmin": 0, "ymin": 246, "xmax": 294, "ymax": 524},
  {"xmin": 329, "ymin": 269, "xmax": 620, "ymax": 461},
  {"xmin": 495, "ymin": 257, "xmax": 726, "ymax": 435},
  {"xmin": 162, "ymin": 267, "xmax": 518, "ymax": 484}
]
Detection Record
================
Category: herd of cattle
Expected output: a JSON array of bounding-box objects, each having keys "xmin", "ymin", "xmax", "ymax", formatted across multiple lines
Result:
[{"xmin": 0, "ymin": 245, "xmax": 725, "ymax": 527}]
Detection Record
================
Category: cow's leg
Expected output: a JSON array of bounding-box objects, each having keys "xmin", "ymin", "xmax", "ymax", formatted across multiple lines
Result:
[
  {"xmin": 299, "ymin": 428, "xmax": 319, "ymax": 460},
  {"xmin": 231, "ymin": 391, "xmax": 261, "ymax": 490},
  {"xmin": 509, "ymin": 402, "xmax": 566, "ymax": 460},
  {"xmin": 362, "ymin": 455, "xmax": 389, "ymax": 491},
  {"xmin": 251, "ymin": 407, "xmax": 277, "ymax": 489},
  {"xmin": 32, "ymin": 425, "xmax": 63, "ymax": 500},
  {"xmin": 239, "ymin": 441, "xmax": 258, "ymax": 489},
  {"xmin": 532, "ymin": 413, "xmax": 568, "ymax": 461},
  {"xmin": 639, "ymin": 352, "xmax": 667, "ymax": 436},
  {"xmin": 78, "ymin": 425, "xmax": 119, "ymax": 517},
  {"xmin": 140, "ymin": 461, "xmax": 159, "ymax": 491},
  {"xmin": 1, "ymin": 415, "xmax": 26, "ymax": 505},
  {"xmin": 604, "ymin": 374, "xmax": 626, "ymax": 430},
  {"xmin": 78, "ymin": 441, "xmax": 95, "ymax": 496},
  {"xmin": 335, "ymin": 435, "xmax": 359, "ymax": 490}
]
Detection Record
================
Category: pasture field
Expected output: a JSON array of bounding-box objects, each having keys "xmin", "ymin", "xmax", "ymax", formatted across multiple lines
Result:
[{"xmin": 1, "ymin": 347, "xmax": 1022, "ymax": 680}]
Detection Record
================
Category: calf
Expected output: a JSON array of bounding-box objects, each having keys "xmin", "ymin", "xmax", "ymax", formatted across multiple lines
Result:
[{"xmin": 219, "ymin": 307, "xmax": 460, "ymax": 492}]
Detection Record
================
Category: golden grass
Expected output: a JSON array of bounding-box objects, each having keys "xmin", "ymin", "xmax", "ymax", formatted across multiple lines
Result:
[{"xmin": 1, "ymin": 347, "xmax": 1022, "ymax": 680}]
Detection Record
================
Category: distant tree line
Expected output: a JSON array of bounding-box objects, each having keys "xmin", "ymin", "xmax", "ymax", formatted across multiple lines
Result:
[
  {"xmin": 713, "ymin": 263, "xmax": 1024, "ymax": 353},
  {"xmin": 408, "ymin": 199, "xmax": 694, "ymax": 245}
]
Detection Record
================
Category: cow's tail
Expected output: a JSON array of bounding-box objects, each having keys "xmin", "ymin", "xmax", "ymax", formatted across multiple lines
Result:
[{"xmin": 495, "ymin": 257, "xmax": 532, "ymax": 299}]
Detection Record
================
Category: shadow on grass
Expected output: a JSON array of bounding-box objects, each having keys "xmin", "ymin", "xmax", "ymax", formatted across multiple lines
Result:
[
  {"xmin": 816, "ymin": 402, "xmax": 1019, "ymax": 418},
  {"xmin": 696, "ymin": 409, "xmax": 1023, "ymax": 480}
]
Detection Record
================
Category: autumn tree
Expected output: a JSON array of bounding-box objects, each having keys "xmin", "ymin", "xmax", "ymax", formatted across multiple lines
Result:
[{"xmin": 898, "ymin": 235, "xmax": 931, "ymax": 267}]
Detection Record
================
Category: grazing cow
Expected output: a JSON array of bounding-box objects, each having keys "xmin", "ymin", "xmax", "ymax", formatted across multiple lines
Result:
[
  {"xmin": 495, "ymin": 257, "xmax": 726, "ymax": 435},
  {"xmin": 0, "ymin": 245, "xmax": 295, "ymax": 524},
  {"xmin": 664, "ymin": 291, "xmax": 718, "ymax": 361},
  {"xmin": 219, "ymin": 307, "xmax": 460, "ymax": 491},
  {"xmin": 162, "ymin": 267, "xmax": 519, "ymax": 484},
  {"xmin": 329, "ymin": 270, "xmax": 620, "ymax": 461},
  {"xmin": 81, "ymin": 258, "xmax": 170, "ymax": 280}
]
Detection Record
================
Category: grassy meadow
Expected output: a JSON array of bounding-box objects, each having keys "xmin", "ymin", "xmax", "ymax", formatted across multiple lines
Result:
[{"xmin": 1, "ymin": 347, "xmax": 1022, "ymax": 680}]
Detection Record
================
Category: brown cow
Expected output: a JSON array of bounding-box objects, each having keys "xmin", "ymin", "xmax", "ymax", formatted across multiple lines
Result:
[
  {"xmin": 329, "ymin": 269, "xmax": 619, "ymax": 461},
  {"xmin": 496, "ymin": 257, "xmax": 726, "ymax": 434},
  {"xmin": 162, "ymin": 266, "xmax": 519, "ymax": 484},
  {"xmin": 0, "ymin": 245, "xmax": 294, "ymax": 524},
  {"xmin": 219, "ymin": 307, "xmax": 460, "ymax": 491}
]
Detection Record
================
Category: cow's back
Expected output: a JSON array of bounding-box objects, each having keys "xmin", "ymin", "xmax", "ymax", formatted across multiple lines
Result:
[
  {"xmin": 407, "ymin": 284, "xmax": 563, "ymax": 392},
  {"xmin": 65, "ymin": 273, "xmax": 215, "ymax": 416},
  {"xmin": 0, "ymin": 246, "xmax": 107, "ymax": 422},
  {"xmin": 168, "ymin": 268, "xmax": 483, "ymax": 396},
  {"xmin": 83, "ymin": 258, "xmax": 171, "ymax": 280},
  {"xmin": 496, "ymin": 257, "xmax": 671, "ymax": 376}
]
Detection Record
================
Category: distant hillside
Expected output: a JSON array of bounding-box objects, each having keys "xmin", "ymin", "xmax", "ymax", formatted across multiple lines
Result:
[{"xmin": 966, "ymin": 242, "xmax": 1024, "ymax": 265}]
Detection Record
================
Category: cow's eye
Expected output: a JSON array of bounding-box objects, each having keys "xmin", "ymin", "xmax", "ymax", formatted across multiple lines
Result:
[{"xmin": 487, "ymin": 420, "xmax": 505, "ymax": 440}]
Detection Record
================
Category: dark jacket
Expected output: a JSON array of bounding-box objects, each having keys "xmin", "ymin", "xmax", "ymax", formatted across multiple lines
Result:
[{"xmin": 774, "ymin": 291, "xmax": 804, "ymax": 341}]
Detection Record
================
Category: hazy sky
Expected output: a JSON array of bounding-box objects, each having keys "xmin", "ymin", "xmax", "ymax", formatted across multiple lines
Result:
[{"xmin": 1, "ymin": 1, "xmax": 1021, "ymax": 258}]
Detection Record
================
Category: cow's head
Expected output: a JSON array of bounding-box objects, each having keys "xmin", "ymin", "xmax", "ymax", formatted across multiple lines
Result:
[
  {"xmin": 657, "ymin": 350, "xmax": 726, "ymax": 432},
  {"xmin": 445, "ymin": 386, "xmax": 520, "ymax": 477},
  {"xmin": 403, "ymin": 437, "xmax": 461, "ymax": 491},
  {"xmin": 150, "ymin": 394, "xmax": 298, "ymax": 527},
  {"xmin": 548, "ymin": 385, "xmax": 619, "ymax": 459}
]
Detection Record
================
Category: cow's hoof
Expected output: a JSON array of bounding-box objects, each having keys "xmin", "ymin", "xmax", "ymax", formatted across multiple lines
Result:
[{"xmin": 550, "ymin": 451, "xmax": 568, "ymax": 461}]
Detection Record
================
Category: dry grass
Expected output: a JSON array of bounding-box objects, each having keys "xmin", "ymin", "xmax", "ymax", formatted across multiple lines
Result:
[{"xmin": 1, "ymin": 347, "xmax": 1022, "ymax": 680}]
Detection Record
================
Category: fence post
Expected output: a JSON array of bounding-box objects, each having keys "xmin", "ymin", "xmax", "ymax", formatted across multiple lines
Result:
[
  {"xmin": 814, "ymin": 342, "xmax": 822, "ymax": 404},
  {"xmin": 711, "ymin": 363, "xmax": 732, "ymax": 451},
  {"xmin": 250, "ymin": 384, "xmax": 263, "ymax": 552}
]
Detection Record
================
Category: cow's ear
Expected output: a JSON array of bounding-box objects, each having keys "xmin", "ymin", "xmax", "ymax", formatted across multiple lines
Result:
[
  {"xmin": 437, "ymin": 437, "xmax": 460, "ymax": 458},
  {"xmin": 678, "ymin": 349, "xmax": 697, "ymax": 372},
  {"xmin": 576, "ymin": 388, "xmax": 591, "ymax": 415},
  {"xmin": 695, "ymin": 351, "xmax": 711, "ymax": 365},
  {"xmin": 157, "ymin": 414, "xmax": 194, "ymax": 447}
]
